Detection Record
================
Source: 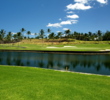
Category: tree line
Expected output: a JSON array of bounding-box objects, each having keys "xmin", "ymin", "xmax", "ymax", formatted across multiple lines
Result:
[{"xmin": 0, "ymin": 28, "xmax": 110, "ymax": 43}]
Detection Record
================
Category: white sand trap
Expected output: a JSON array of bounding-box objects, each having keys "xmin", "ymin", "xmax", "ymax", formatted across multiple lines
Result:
[
  {"xmin": 100, "ymin": 49, "xmax": 110, "ymax": 51},
  {"xmin": 106, "ymin": 49, "xmax": 110, "ymax": 51},
  {"xmin": 47, "ymin": 46, "xmax": 77, "ymax": 48},
  {"xmin": 64, "ymin": 46, "xmax": 76, "ymax": 48},
  {"xmin": 47, "ymin": 47, "xmax": 58, "ymax": 48}
]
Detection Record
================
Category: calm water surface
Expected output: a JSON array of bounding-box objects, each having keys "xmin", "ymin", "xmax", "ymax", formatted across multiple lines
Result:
[{"xmin": 0, "ymin": 52, "xmax": 110, "ymax": 75}]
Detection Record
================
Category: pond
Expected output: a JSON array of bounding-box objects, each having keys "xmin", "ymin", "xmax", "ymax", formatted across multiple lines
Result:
[{"xmin": 0, "ymin": 51, "xmax": 110, "ymax": 75}]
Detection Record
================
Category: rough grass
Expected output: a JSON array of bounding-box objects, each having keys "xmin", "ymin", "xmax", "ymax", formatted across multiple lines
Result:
[
  {"xmin": 0, "ymin": 65, "xmax": 110, "ymax": 100},
  {"xmin": 0, "ymin": 39, "xmax": 110, "ymax": 51}
]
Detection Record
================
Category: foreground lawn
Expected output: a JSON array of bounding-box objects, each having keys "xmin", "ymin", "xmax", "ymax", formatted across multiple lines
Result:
[{"xmin": 0, "ymin": 65, "xmax": 110, "ymax": 100}]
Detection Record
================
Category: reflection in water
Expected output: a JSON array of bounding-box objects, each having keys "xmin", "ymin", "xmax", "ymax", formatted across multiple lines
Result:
[
  {"xmin": 47, "ymin": 60, "xmax": 54, "ymax": 68},
  {"xmin": 38, "ymin": 61, "xmax": 44, "ymax": 68},
  {"xmin": 0, "ymin": 52, "xmax": 110, "ymax": 75},
  {"xmin": 64, "ymin": 65, "xmax": 70, "ymax": 71},
  {"xmin": 96, "ymin": 64, "xmax": 101, "ymax": 71}
]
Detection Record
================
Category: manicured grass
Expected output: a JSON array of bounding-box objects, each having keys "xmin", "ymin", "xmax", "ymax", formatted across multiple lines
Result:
[
  {"xmin": 0, "ymin": 39, "xmax": 110, "ymax": 51},
  {"xmin": 0, "ymin": 65, "xmax": 110, "ymax": 100}
]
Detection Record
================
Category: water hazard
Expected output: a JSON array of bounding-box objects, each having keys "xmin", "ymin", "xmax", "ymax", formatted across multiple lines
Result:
[{"xmin": 0, "ymin": 51, "xmax": 110, "ymax": 75}]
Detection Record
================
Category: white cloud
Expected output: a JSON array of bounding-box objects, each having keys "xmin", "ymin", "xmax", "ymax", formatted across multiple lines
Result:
[
  {"xmin": 61, "ymin": 20, "xmax": 78, "ymax": 25},
  {"xmin": 31, "ymin": 33, "xmax": 35, "ymax": 35},
  {"xmin": 47, "ymin": 19, "xmax": 78, "ymax": 28},
  {"xmin": 47, "ymin": 23, "xmax": 62, "ymax": 28},
  {"xmin": 60, "ymin": 20, "xmax": 78, "ymax": 25},
  {"xmin": 46, "ymin": 0, "xmax": 108, "ymax": 28},
  {"xmin": 35, "ymin": 33, "xmax": 39, "ymax": 35},
  {"xmin": 70, "ymin": 20, "xmax": 78, "ymax": 24},
  {"xmin": 67, "ymin": 3, "xmax": 92, "ymax": 10},
  {"xmin": 67, "ymin": 11, "xmax": 74, "ymax": 14},
  {"xmin": 12, "ymin": 32, "xmax": 17, "ymax": 35},
  {"xmin": 63, "ymin": 28, "xmax": 70, "ymax": 31},
  {"xmin": 60, "ymin": 20, "xmax": 72, "ymax": 25},
  {"xmin": 74, "ymin": 0, "xmax": 88, "ymax": 4},
  {"xmin": 96, "ymin": 0, "xmax": 108, "ymax": 4},
  {"xmin": 67, "ymin": 14, "xmax": 79, "ymax": 19},
  {"xmin": 56, "ymin": 31, "xmax": 62, "ymax": 33}
]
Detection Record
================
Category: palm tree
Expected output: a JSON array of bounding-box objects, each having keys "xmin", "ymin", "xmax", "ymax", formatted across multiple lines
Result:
[
  {"xmin": 64, "ymin": 29, "xmax": 71, "ymax": 43},
  {"xmin": 65, "ymin": 29, "xmax": 71, "ymax": 38},
  {"xmin": 47, "ymin": 28, "xmax": 51, "ymax": 34},
  {"xmin": 21, "ymin": 28, "xmax": 26, "ymax": 39},
  {"xmin": 27, "ymin": 31, "xmax": 31, "ymax": 39},
  {"xmin": 16, "ymin": 32, "xmax": 22, "ymax": 46},
  {"xmin": 0, "ymin": 29, "xmax": 6, "ymax": 42},
  {"xmin": 47, "ymin": 28, "xmax": 51, "ymax": 40},
  {"xmin": 39, "ymin": 29, "xmax": 45, "ymax": 45},
  {"xmin": 57, "ymin": 32, "xmax": 62, "ymax": 43},
  {"xmin": 13, "ymin": 34, "xmax": 17, "ymax": 41},
  {"xmin": 34, "ymin": 33, "xmax": 37, "ymax": 37},
  {"xmin": 103, "ymin": 31, "xmax": 110, "ymax": 44},
  {"xmin": 0, "ymin": 34, "xmax": 2, "ymax": 43},
  {"xmin": 73, "ymin": 31, "xmax": 78, "ymax": 40},
  {"xmin": 48, "ymin": 32, "xmax": 55, "ymax": 45},
  {"xmin": 97, "ymin": 30, "xmax": 102, "ymax": 41},
  {"xmin": 39, "ymin": 29, "xmax": 45, "ymax": 38},
  {"xmin": 84, "ymin": 33, "xmax": 89, "ymax": 41},
  {"xmin": 6, "ymin": 31, "xmax": 12, "ymax": 42},
  {"xmin": 92, "ymin": 33, "xmax": 98, "ymax": 41},
  {"xmin": 57, "ymin": 32, "xmax": 62, "ymax": 39},
  {"xmin": 88, "ymin": 31, "xmax": 92, "ymax": 41},
  {"xmin": 88, "ymin": 31, "xmax": 92, "ymax": 36},
  {"xmin": 17, "ymin": 32, "xmax": 22, "ymax": 40}
]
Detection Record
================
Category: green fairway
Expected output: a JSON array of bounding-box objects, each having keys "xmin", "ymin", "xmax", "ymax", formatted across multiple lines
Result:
[
  {"xmin": 0, "ymin": 42, "xmax": 110, "ymax": 51},
  {"xmin": 0, "ymin": 65, "xmax": 110, "ymax": 100}
]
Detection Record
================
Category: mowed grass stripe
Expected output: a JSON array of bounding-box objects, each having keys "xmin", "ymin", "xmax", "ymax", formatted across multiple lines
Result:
[
  {"xmin": 0, "ymin": 40, "xmax": 110, "ymax": 51},
  {"xmin": 0, "ymin": 65, "xmax": 110, "ymax": 100}
]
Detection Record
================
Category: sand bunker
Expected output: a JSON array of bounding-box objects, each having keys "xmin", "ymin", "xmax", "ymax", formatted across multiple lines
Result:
[
  {"xmin": 64, "ymin": 46, "xmax": 76, "ymax": 48},
  {"xmin": 46, "ymin": 47, "xmax": 58, "ymax": 48},
  {"xmin": 106, "ymin": 49, "xmax": 110, "ymax": 51},
  {"xmin": 47, "ymin": 46, "xmax": 76, "ymax": 48},
  {"xmin": 100, "ymin": 49, "xmax": 110, "ymax": 51}
]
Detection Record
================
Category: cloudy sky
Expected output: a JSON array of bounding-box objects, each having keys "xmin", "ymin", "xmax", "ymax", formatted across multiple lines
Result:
[{"xmin": 0, "ymin": 0, "xmax": 110, "ymax": 36}]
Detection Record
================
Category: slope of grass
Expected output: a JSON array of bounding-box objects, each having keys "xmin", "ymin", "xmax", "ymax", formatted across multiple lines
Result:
[
  {"xmin": 0, "ymin": 39, "xmax": 110, "ymax": 51},
  {"xmin": 0, "ymin": 65, "xmax": 110, "ymax": 100}
]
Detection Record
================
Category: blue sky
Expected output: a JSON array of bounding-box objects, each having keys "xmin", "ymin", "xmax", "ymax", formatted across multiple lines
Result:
[{"xmin": 0, "ymin": 0, "xmax": 110, "ymax": 37}]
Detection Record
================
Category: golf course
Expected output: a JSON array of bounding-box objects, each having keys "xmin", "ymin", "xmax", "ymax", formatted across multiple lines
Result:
[
  {"xmin": 0, "ymin": 0, "xmax": 110, "ymax": 99},
  {"xmin": 0, "ymin": 39, "xmax": 110, "ymax": 100}
]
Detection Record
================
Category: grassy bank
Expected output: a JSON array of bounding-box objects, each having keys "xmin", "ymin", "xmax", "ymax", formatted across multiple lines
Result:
[
  {"xmin": 0, "ymin": 65, "xmax": 110, "ymax": 100},
  {"xmin": 0, "ymin": 39, "xmax": 110, "ymax": 51}
]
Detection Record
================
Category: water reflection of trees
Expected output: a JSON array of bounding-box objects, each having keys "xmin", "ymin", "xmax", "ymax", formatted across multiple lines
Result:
[
  {"xmin": 26, "ymin": 61, "xmax": 30, "ymax": 66},
  {"xmin": 96, "ymin": 64, "xmax": 101, "ymax": 71},
  {"xmin": 1, "ymin": 52, "xmax": 110, "ymax": 73},
  {"xmin": 103, "ymin": 60, "xmax": 110, "ymax": 70},
  {"xmin": 57, "ymin": 62, "xmax": 62, "ymax": 68},
  {"xmin": 71, "ymin": 61, "xmax": 78, "ymax": 68},
  {"xmin": 64, "ymin": 65, "xmax": 70, "ymax": 71},
  {"xmin": 0, "ymin": 58, "xmax": 2, "ymax": 64},
  {"xmin": 47, "ymin": 60, "xmax": 53, "ymax": 68},
  {"xmin": 38, "ymin": 61, "xmax": 44, "ymax": 68},
  {"xmin": 6, "ymin": 57, "xmax": 11, "ymax": 65}
]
